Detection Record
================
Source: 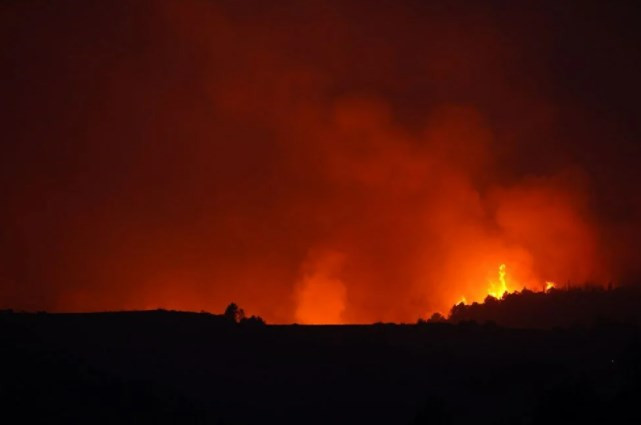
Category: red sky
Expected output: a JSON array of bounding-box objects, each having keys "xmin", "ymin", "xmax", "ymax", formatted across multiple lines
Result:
[{"xmin": 2, "ymin": 0, "xmax": 641, "ymax": 323}]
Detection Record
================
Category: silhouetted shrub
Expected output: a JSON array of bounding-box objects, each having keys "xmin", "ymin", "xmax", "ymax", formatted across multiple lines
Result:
[
  {"xmin": 241, "ymin": 315, "xmax": 265, "ymax": 326},
  {"xmin": 427, "ymin": 312, "xmax": 447, "ymax": 323}
]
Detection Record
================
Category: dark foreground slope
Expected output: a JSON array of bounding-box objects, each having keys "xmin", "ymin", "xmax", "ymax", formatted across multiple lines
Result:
[{"xmin": 1, "ymin": 310, "xmax": 641, "ymax": 424}]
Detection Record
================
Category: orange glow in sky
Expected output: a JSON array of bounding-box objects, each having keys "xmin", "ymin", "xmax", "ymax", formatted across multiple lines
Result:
[{"xmin": 3, "ymin": 0, "xmax": 634, "ymax": 325}]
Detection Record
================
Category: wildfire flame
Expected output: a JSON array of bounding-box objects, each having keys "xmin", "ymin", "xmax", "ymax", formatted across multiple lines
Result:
[
  {"xmin": 476, "ymin": 263, "xmax": 557, "ymax": 303},
  {"xmin": 487, "ymin": 263, "xmax": 509, "ymax": 299}
]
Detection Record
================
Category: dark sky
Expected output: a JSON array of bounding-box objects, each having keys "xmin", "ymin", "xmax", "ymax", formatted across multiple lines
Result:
[{"xmin": 2, "ymin": 0, "xmax": 641, "ymax": 323}]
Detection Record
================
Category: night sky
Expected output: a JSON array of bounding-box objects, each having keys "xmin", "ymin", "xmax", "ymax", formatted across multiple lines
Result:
[{"xmin": 2, "ymin": 0, "xmax": 641, "ymax": 323}]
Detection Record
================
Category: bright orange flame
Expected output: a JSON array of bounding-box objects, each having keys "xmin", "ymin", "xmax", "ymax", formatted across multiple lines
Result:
[
  {"xmin": 487, "ymin": 263, "xmax": 509, "ymax": 299},
  {"xmin": 459, "ymin": 263, "xmax": 557, "ymax": 306}
]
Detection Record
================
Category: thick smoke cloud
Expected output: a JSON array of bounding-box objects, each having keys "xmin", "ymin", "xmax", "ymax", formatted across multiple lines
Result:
[{"xmin": 1, "ymin": 0, "xmax": 640, "ymax": 322}]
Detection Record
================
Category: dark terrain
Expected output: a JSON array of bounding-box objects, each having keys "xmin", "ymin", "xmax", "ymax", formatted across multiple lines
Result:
[{"xmin": 2, "ymin": 290, "xmax": 641, "ymax": 424}]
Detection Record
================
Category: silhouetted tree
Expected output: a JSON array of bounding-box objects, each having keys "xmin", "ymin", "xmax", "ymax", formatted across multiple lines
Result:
[{"xmin": 224, "ymin": 302, "xmax": 245, "ymax": 323}]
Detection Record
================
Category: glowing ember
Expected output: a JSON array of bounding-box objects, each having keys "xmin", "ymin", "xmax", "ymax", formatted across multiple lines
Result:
[
  {"xmin": 545, "ymin": 281, "xmax": 555, "ymax": 291},
  {"xmin": 457, "ymin": 296, "xmax": 467, "ymax": 305},
  {"xmin": 487, "ymin": 263, "xmax": 509, "ymax": 299}
]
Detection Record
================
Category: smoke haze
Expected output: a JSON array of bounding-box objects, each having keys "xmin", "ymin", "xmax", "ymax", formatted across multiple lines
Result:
[{"xmin": 2, "ymin": 0, "xmax": 641, "ymax": 322}]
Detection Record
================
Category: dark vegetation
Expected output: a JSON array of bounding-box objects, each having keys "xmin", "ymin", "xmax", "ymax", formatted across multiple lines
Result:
[
  {"xmin": 443, "ymin": 285, "xmax": 641, "ymax": 328},
  {"xmin": 1, "ymin": 292, "xmax": 641, "ymax": 424}
]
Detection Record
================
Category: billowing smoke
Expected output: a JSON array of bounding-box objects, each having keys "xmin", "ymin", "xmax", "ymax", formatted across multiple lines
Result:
[
  {"xmin": 1, "ymin": 0, "xmax": 639, "ymax": 322},
  {"xmin": 295, "ymin": 250, "xmax": 346, "ymax": 324}
]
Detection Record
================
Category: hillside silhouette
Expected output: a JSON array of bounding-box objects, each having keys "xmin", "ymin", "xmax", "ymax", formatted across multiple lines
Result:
[
  {"xmin": 441, "ymin": 285, "xmax": 641, "ymax": 328},
  {"xmin": 1, "ymin": 294, "xmax": 641, "ymax": 424}
]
